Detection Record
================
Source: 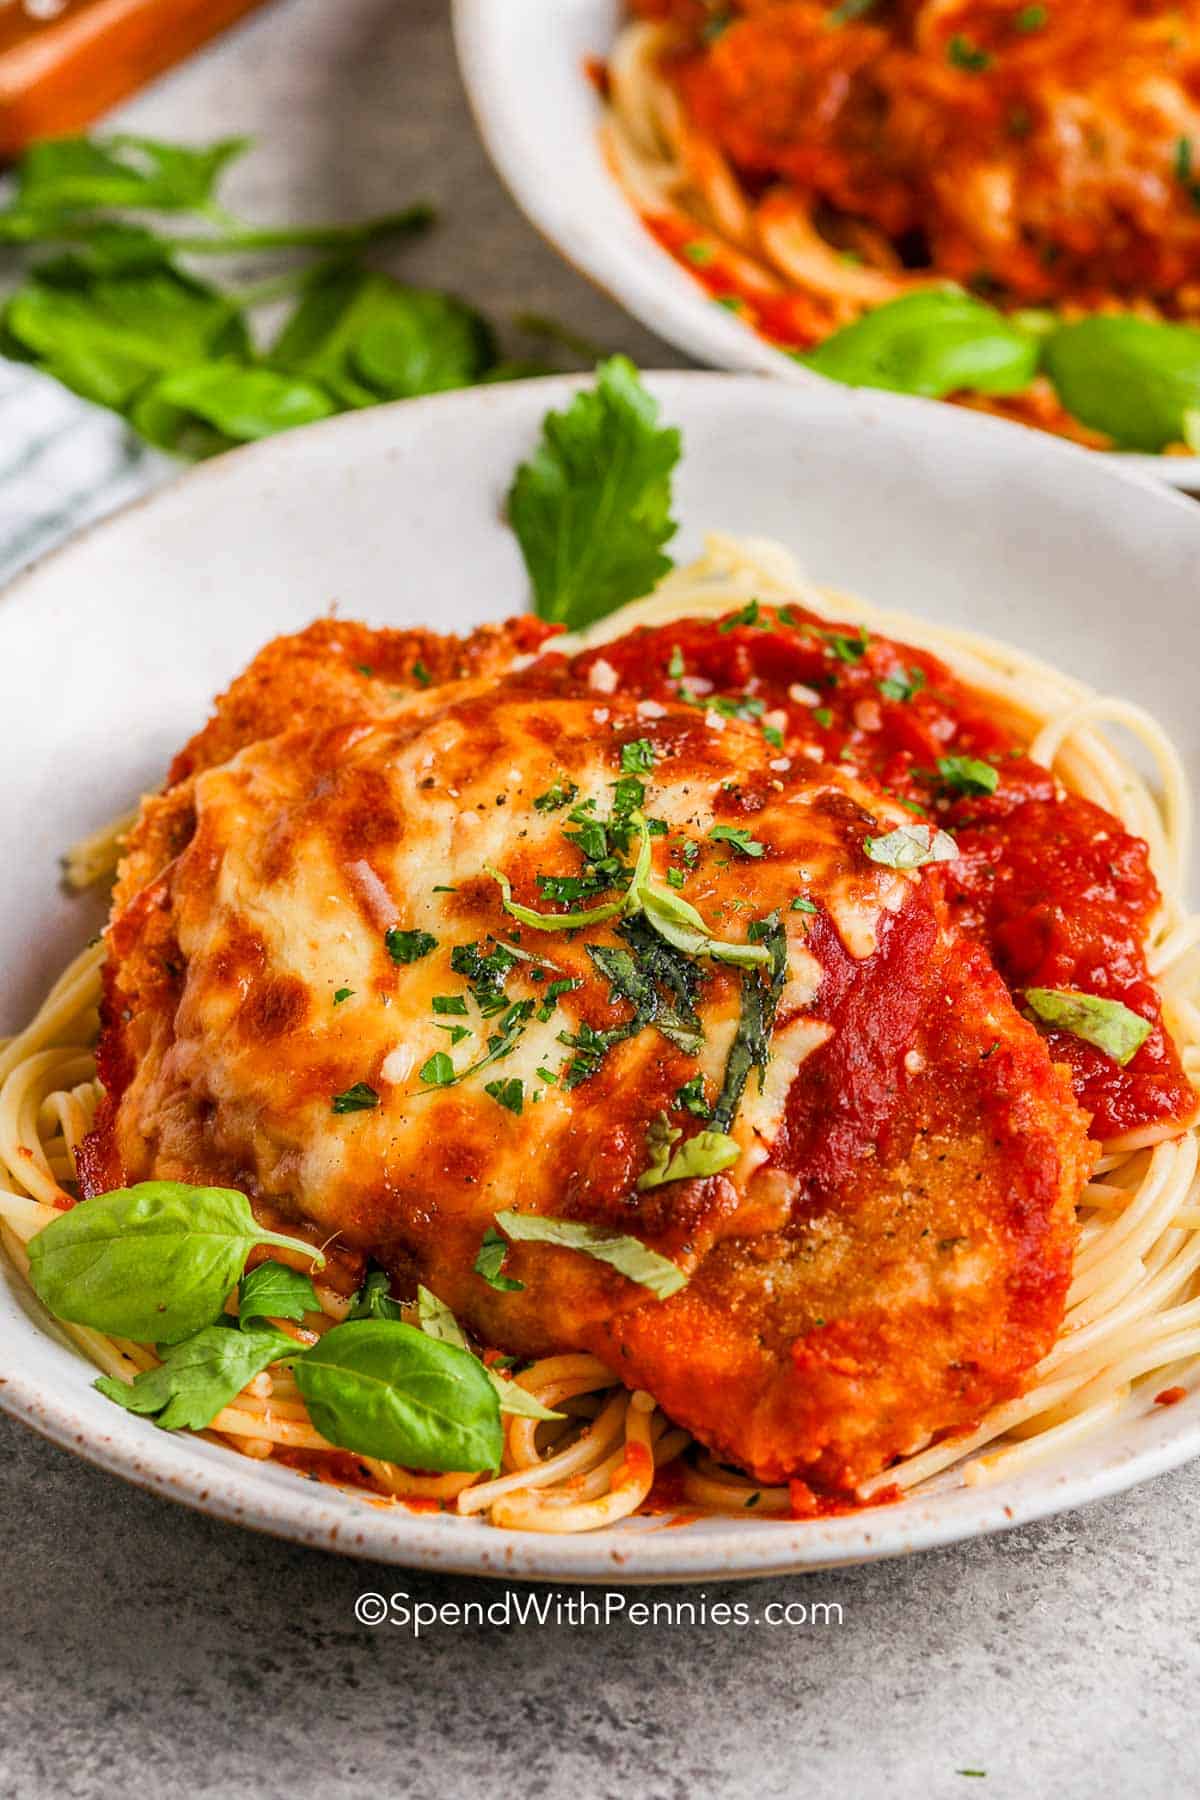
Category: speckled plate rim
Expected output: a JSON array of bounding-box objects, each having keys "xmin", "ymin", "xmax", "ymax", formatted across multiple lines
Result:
[
  {"xmin": 452, "ymin": 0, "xmax": 1200, "ymax": 493},
  {"xmin": 2, "ymin": 370, "xmax": 1200, "ymax": 1582}
]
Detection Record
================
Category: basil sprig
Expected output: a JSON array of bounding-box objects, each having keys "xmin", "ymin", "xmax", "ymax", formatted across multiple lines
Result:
[
  {"xmin": 96, "ymin": 1323, "xmax": 300, "ymax": 1431},
  {"xmin": 416, "ymin": 1285, "xmax": 561, "ymax": 1421},
  {"xmin": 292, "ymin": 1319, "xmax": 503, "ymax": 1472},
  {"xmin": 863, "ymin": 824, "xmax": 959, "ymax": 869},
  {"xmin": 1024, "ymin": 989, "xmax": 1152, "ymax": 1066},
  {"xmin": 27, "ymin": 1182, "xmax": 325, "ymax": 1344},
  {"xmin": 636, "ymin": 1117, "xmax": 740, "ymax": 1190},
  {"xmin": 799, "ymin": 290, "xmax": 1038, "ymax": 400},
  {"xmin": 494, "ymin": 1210, "xmax": 686, "ymax": 1299},
  {"xmin": 1041, "ymin": 315, "xmax": 1200, "ymax": 451},
  {"xmin": 238, "ymin": 1259, "xmax": 320, "ymax": 1325}
]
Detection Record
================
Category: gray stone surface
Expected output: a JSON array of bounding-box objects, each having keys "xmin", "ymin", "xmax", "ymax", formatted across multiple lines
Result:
[{"xmin": 0, "ymin": 2, "xmax": 1196, "ymax": 1794}]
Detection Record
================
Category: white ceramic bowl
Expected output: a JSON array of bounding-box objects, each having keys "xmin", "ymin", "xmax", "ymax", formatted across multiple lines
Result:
[
  {"xmin": 2, "ymin": 373, "xmax": 1199, "ymax": 1580},
  {"xmin": 453, "ymin": 0, "xmax": 1200, "ymax": 492}
]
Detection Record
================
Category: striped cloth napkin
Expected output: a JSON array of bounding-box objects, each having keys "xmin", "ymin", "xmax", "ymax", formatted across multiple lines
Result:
[{"xmin": 0, "ymin": 362, "xmax": 168, "ymax": 589}]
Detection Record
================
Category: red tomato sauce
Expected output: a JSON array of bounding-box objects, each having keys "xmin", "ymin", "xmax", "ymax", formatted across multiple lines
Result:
[{"xmin": 517, "ymin": 603, "xmax": 1194, "ymax": 1142}]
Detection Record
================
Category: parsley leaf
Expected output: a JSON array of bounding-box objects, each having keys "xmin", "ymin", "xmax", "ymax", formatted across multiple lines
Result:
[
  {"xmin": 620, "ymin": 738, "xmax": 656, "ymax": 773},
  {"xmin": 937, "ymin": 755, "xmax": 998, "ymax": 796},
  {"xmin": 385, "ymin": 927, "xmax": 437, "ymax": 964},
  {"xmin": 533, "ymin": 780, "xmax": 579, "ymax": 813},
  {"xmin": 709, "ymin": 823, "xmax": 766, "ymax": 859},
  {"xmin": 331, "ymin": 1082, "xmax": 380, "ymax": 1113},
  {"xmin": 507, "ymin": 357, "xmax": 681, "ymax": 628},
  {"xmin": 484, "ymin": 1077, "xmax": 525, "ymax": 1115},
  {"xmin": 878, "ymin": 666, "xmax": 927, "ymax": 703}
]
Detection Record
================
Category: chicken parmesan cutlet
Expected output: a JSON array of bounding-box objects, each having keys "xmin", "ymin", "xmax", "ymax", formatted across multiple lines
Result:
[{"xmin": 84, "ymin": 607, "xmax": 1094, "ymax": 1494}]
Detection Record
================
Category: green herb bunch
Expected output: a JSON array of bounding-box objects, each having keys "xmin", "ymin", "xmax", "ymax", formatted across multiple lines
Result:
[{"xmin": 0, "ymin": 133, "xmax": 567, "ymax": 458}]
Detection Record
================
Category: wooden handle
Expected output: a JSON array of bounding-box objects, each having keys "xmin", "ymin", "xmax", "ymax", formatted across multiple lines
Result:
[{"xmin": 0, "ymin": 0, "xmax": 277, "ymax": 159}]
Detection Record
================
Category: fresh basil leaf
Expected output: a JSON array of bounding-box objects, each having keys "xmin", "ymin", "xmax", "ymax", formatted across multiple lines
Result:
[
  {"xmin": 14, "ymin": 133, "xmax": 250, "ymax": 214},
  {"xmin": 494, "ymin": 1209, "xmax": 686, "ymax": 1299},
  {"xmin": 636, "ymin": 1118, "xmax": 741, "ymax": 1190},
  {"xmin": 508, "ymin": 356, "xmax": 681, "ymax": 628},
  {"xmin": 348, "ymin": 1267, "xmax": 405, "ymax": 1321},
  {"xmin": 292, "ymin": 1319, "xmax": 502, "ymax": 1472},
  {"xmin": 238, "ymin": 1259, "xmax": 320, "ymax": 1325},
  {"xmin": 486, "ymin": 811, "xmax": 652, "ymax": 933},
  {"xmin": 353, "ymin": 290, "xmax": 496, "ymax": 396},
  {"xmin": 130, "ymin": 361, "xmax": 335, "ymax": 454},
  {"xmin": 1042, "ymin": 315, "xmax": 1200, "ymax": 451},
  {"xmin": 640, "ymin": 882, "xmax": 771, "ymax": 968},
  {"xmin": 4, "ymin": 268, "xmax": 247, "ymax": 410},
  {"xmin": 937, "ymin": 754, "xmax": 998, "ymax": 796},
  {"xmin": 863, "ymin": 824, "xmax": 959, "ymax": 869},
  {"xmin": 416, "ymin": 1283, "xmax": 468, "ymax": 1348},
  {"xmin": 711, "ymin": 913, "xmax": 788, "ymax": 1134},
  {"xmin": 270, "ymin": 268, "xmax": 494, "ymax": 404},
  {"xmin": 801, "ymin": 290, "xmax": 1038, "ymax": 399},
  {"xmin": 474, "ymin": 1225, "xmax": 525, "ymax": 1292},
  {"xmin": 95, "ymin": 1323, "xmax": 299, "ymax": 1432},
  {"xmin": 27, "ymin": 1182, "xmax": 324, "ymax": 1345},
  {"xmin": 416, "ymin": 1285, "xmax": 560, "ymax": 1420},
  {"xmin": 1024, "ymin": 989, "xmax": 1152, "ymax": 1066}
]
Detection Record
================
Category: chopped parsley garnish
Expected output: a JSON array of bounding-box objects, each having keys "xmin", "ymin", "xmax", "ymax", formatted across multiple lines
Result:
[
  {"xmin": 792, "ymin": 896, "xmax": 819, "ymax": 913},
  {"xmin": 419, "ymin": 1052, "xmax": 455, "ymax": 1087},
  {"xmin": 484, "ymin": 1077, "xmax": 525, "ymax": 1115},
  {"xmin": 620, "ymin": 737, "xmax": 656, "ymax": 773},
  {"xmin": 1013, "ymin": 3, "xmax": 1046, "ymax": 29},
  {"xmin": 676, "ymin": 1074, "xmax": 711, "ymax": 1118},
  {"xmin": 610, "ymin": 775, "xmax": 646, "ymax": 818},
  {"xmin": 948, "ymin": 33, "xmax": 991, "ymax": 70},
  {"xmin": 937, "ymin": 754, "xmax": 998, "ymax": 796},
  {"xmin": 432, "ymin": 994, "xmax": 468, "ymax": 1015},
  {"xmin": 812, "ymin": 706, "xmax": 833, "ymax": 729},
  {"xmin": 709, "ymin": 823, "xmax": 766, "ymax": 859},
  {"xmin": 450, "ymin": 939, "xmax": 519, "ymax": 1017},
  {"xmin": 533, "ymin": 780, "xmax": 579, "ymax": 813},
  {"xmin": 667, "ymin": 867, "xmax": 686, "ymax": 890},
  {"xmin": 668, "ymin": 644, "xmax": 685, "ymax": 678},
  {"xmin": 536, "ymin": 976, "xmax": 580, "ymax": 1022},
  {"xmin": 333, "ymin": 987, "xmax": 354, "ymax": 1005},
  {"xmin": 822, "ymin": 628, "xmax": 869, "ymax": 663},
  {"xmin": 411, "ymin": 659, "xmax": 432, "ymax": 687},
  {"xmin": 437, "ymin": 1024, "xmax": 471, "ymax": 1045},
  {"xmin": 385, "ymin": 927, "xmax": 437, "ymax": 965},
  {"xmin": 762, "ymin": 722, "xmax": 784, "ymax": 749},
  {"xmin": 682, "ymin": 240, "xmax": 714, "ymax": 266},
  {"xmin": 718, "ymin": 598, "xmax": 762, "ymax": 632},
  {"xmin": 681, "ymin": 839, "xmax": 700, "ymax": 867},
  {"xmin": 331, "ymin": 1081, "xmax": 380, "ymax": 1114},
  {"xmin": 878, "ymin": 666, "xmax": 926, "ymax": 703}
]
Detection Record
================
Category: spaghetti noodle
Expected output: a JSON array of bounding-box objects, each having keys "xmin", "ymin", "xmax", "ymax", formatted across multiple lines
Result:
[{"xmin": 1, "ymin": 536, "xmax": 1197, "ymax": 1531}]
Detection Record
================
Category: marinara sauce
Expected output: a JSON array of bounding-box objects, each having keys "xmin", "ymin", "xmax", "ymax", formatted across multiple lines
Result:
[{"xmin": 519, "ymin": 604, "xmax": 1195, "ymax": 1143}]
